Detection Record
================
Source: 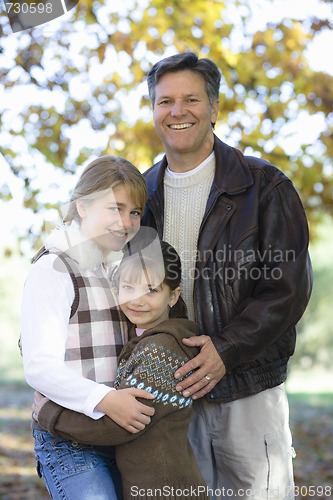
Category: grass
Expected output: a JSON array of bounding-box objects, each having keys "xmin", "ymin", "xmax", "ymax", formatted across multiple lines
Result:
[{"xmin": 1, "ymin": 376, "xmax": 332, "ymax": 500}]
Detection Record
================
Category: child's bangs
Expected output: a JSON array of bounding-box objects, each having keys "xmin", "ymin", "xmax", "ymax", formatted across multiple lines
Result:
[{"xmin": 119, "ymin": 255, "xmax": 165, "ymax": 287}]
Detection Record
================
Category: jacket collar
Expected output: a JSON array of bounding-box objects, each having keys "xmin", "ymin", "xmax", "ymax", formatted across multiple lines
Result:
[
  {"xmin": 212, "ymin": 135, "xmax": 253, "ymax": 194},
  {"xmin": 149, "ymin": 135, "xmax": 253, "ymax": 197}
]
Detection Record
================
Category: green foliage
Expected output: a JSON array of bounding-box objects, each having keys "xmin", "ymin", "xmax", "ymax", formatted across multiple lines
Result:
[
  {"xmin": 0, "ymin": 248, "xmax": 28, "ymax": 382},
  {"xmin": 290, "ymin": 217, "xmax": 333, "ymax": 371},
  {"xmin": 0, "ymin": 0, "xmax": 333, "ymax": 245}
]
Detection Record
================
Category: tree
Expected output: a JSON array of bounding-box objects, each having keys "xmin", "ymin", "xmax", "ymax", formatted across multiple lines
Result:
[{"xmin": 0, "ymin": 0, "xmax": 332, "ymax": 249}]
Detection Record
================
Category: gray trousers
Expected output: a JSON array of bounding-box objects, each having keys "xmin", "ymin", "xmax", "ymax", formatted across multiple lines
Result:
[{"xmin": 188, "ymin": 384, "xmax": 295, "ymax": 500}]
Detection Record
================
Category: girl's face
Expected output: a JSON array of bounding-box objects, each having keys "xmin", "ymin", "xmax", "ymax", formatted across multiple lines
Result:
[
  {"xmin": 119, "ymin": 273, "xmax": 180, "ymax": 330},
  {"xmin": 77, "ymin": 185, "xmax": 142, "ymax": 254}
]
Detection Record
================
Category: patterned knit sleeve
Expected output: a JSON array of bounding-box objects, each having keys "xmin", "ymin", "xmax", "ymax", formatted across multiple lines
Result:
[{"xmin": 37, "ymin": 333, "xmax": 194, "ymax": 446}]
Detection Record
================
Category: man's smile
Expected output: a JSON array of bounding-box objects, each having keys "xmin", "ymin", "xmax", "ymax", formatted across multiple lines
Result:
[{"xmin": 168, "ymin": 123, "xmax": 194, "ymax": 130}]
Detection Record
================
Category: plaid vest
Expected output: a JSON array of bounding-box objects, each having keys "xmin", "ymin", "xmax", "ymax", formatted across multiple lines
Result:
[{"xmin": 52, "ymin": 250, "xmax": 128, "ymax": 387}]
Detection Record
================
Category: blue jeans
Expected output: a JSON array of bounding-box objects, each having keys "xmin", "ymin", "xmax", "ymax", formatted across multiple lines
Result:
[{"xmin": 33, "ymin": 430, "xmax": 123, "ymax": 499}]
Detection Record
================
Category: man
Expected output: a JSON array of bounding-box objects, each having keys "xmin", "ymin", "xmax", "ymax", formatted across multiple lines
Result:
[{"xmin": 141, "ymin": 52, "xmax": 312, "ymax": 500}]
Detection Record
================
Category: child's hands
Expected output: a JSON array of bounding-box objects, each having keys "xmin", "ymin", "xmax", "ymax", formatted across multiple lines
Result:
[
  {"xmin": 95, "ymin": 388, "xmax": 155, "ymax": 433},
  {"xmin": 32, "ymin": 391, "xmax": 49, "ymax": 422}
]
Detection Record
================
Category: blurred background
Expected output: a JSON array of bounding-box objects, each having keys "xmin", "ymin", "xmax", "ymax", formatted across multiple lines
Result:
[{"xmin": 1, "ymin": 0, "xmax": 332, "ymax": 498}]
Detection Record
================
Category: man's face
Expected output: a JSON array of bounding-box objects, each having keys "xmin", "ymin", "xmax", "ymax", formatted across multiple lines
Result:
[{"xmin": 153, "ymin": 70, "xmax": 219, "ymax": 165}]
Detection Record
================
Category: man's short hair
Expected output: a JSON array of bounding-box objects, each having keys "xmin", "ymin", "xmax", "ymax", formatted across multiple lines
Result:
[{"xmin": 147, "ymin": 52, "xmax": 221, "ymax": 108}]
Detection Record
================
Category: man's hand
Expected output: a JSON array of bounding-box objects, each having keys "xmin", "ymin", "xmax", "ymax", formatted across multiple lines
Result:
[
  {"xmin": 174, "ymin": 335, "xmax": 226, "ymax": 399},
  {"xmin": 95, "ymin": 388, "xmax": 156, "ymax": 434}
]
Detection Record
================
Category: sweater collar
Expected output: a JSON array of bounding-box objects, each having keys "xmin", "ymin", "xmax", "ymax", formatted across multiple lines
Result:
[{"xmin": 151, "ymin": 135, "xmax": 253, "ymax": 196}]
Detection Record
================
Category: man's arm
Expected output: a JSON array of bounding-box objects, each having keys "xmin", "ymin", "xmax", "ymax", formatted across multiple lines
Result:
[{"xmin": 174, "ymin": 178, "xmax": 312, "ymax": 398}]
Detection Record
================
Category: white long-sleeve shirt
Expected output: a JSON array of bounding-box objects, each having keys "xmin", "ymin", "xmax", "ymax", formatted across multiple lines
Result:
[{"xmin": 21, "ymin": 253, "xmax": 113, "ymax": 419}]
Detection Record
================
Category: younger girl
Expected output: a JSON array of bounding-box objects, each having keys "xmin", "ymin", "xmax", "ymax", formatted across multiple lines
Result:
[
  {"xmin": 21, "ymin": 156, "xmax": 155, "ymax": 499},
  {"xmin": 33, "ymin": 241, "xmax": 208, "ymax": 500}
]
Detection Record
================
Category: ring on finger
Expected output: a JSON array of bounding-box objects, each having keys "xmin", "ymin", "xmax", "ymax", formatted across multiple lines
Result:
[{"xmin": 205, "ymin": 375, "xmax": 211, "ymax": 382}]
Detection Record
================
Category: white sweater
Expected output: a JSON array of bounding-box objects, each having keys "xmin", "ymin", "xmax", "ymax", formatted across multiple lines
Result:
[{"xmin": 163, "ymin": 153, "xmax": 215, "ymax": 320}]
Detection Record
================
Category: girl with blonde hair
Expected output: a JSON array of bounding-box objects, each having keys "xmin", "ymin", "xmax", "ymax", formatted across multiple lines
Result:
[{"xmin": 21, "ymin": 156, "xmax": 155, "ymax": 499}]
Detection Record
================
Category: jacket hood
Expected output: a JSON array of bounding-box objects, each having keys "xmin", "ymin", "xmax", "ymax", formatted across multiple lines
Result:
[{"xmin": 45, "ymin": 222, "xmax": 123, "ymax": 271}]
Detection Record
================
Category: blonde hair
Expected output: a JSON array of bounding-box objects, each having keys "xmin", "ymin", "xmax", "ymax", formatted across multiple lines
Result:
[{"xmin": 63, "ymin": 155, "xmax": 147, "ymax": 224}]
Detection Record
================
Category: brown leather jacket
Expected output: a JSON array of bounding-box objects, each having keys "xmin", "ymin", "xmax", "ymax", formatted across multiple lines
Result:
[{"xmin": 142, "ymin": 135, "xmax": 313, "ymax": 403}]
